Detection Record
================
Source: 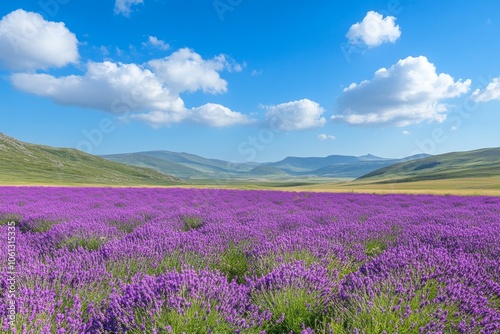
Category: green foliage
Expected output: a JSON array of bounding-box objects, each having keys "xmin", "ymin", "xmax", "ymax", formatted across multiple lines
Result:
[
  {"xmin": 326, "ymin": 258, "xmax": 361, "ymax": 279},
  {"xmin": 181, "ymin": 216, "xmax": 204, "ymax": 231},
  {"xmin": 19, "ymin": 219, "xmax": 59, "ymax": 233},
  {"xmin": 107, "ymin": 251, "xmax": 209, "ymax": 281},
  {"xmin": 218, "ymin": 243, "xmax": 249, "ymax": 283},
  {"xmin": 58, "ymin": 236, "xmax": 107, "ymax": 252},
  {"xmin": 359, "ymin": 214, "xmax": 370, "ymax": 223},
  {"xmin": 11, "ymin": 282, "xmax": 113, "ymax": 334},
  {"xmin": 132, "ymin": 299, "xmax": 232, "ymax": 334},
  {"xmin": 252, "ymin": 288, "xmax": 325, "ymax": 334},
  {"xmin": 107, "ymin": 219, "xmax": 144, "ymax": 233},
  {"xmin": 365, "ymin": 239, "xmax": 388, "ymax": 257},
  {"xmin": 327, "ymin": 279, "xmax": 463, "ymax": 333},
  {"xmin": 251, "ymin": 250, "xmax": 319, "ymax": 277},
  {"xmin": 0, "ymin": 213, "xmax": 21, "ymax": 226}
]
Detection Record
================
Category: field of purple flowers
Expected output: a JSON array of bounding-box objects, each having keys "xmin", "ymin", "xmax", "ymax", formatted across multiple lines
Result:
[{"xmin": 1, "ymin": 187, "xmax": 500, "ymax": 333}]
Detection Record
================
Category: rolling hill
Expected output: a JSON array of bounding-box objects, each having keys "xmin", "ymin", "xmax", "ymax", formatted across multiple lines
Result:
[
  {"xmin": 0, "ymin": 133, "xmax": 181, "ymax": 186},
  {"xmin": 356, "ymin": 147, "xmax": 500, "ymax": 183},
  {"xmin": 247, "ymin": 166, "xmax": 290, "ymax": 178},
  {"xmin": 102, "ymin": 151, "xmax": 258, "ymax": 179},
  {"xmin": 1, "ymin": 132, "xmax": 499, "ymax": 190},
  {"xmin": 102, "ymin": 151, "xmax": 431, "ymax": 180},
  {"xmin": 264, "ymin": 153, "xmax": 430, "ymax": 178}
]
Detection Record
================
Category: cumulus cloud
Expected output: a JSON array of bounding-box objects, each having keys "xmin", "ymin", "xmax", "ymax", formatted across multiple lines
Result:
[
  {"xmin": 0, "ymin": 9, "xmax": 78, "ymax": 70},
  {"xmin": 11, "ymin": 61, "xmax": 185, "ymax": 113},
  {"xmin": 347, "ymin": 11, "xmax": 401, "ymax": 47},
  {"xmin": 189, "ymin": 103, "xmax": 254, "ymax": 127},
  {"xmin": 333, "ymin": 56, "xmax": 471, "ymax": 126},
  {"xmin": 318, "ymin": 134, "xmax": 336, "ymax": 140},
  {"xmin": 143, "ymin": 36, "xmax": 169, "ymax": 50},
  {"xmin": 471, "ymin": 77, "xmax": 500, "ymax": 102},
  {"xmin": 402, "ymin": 130, "xmax": 410, "ymax": 135},
  {"xmin": 132, "ymin": 103, "xmax": 255, "ymax": 127},
  {"xmin": 11, "ymin": 49, "xmax": 253, "ymax": 127},
  {"xmin": 265, "ymin": 99, "xmax": 327, "ymax": 131},
  {"xmin": 149, "ymin": 48, "xmax": 233, "ymax": 94},
  {"xmin": 114, "ymin": 0, "xmax": 144, "ymax": 16}
]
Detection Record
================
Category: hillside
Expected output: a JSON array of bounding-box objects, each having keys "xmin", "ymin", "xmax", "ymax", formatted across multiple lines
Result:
[
  {"xmin": 102, "ymin": 151, "xmax": 258, "ymax": 179},
  {"xmin": 265, "ymin": 154, "xmax": 430, "ymax": 177},
  {"xmin": 0, "ymin": 133, "xmax": 181, "ymax": 186},
  {"xmin": 356, "ymin": 147, "xmax": 500, "ymax": 183},
  {"xmin": 100, "ymin": 152, "xmax": 208, "ymax": 179},
  {"xmin": 247, "ymin": 166, "xmax": 290, "ymax": 177},
  {"xmin": 102, "ymin": 151, "xmax": 431, "ymax": 180}
]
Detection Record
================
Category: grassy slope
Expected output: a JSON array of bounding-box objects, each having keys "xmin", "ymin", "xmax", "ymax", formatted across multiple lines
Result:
[
  {"xmin": 175, "ymin": 177, "xmax": 500, "ymax": 196},
  {"xmin": 103, "ymin": 152, "xmax": 432, "ymax": 180},
  {"xmin": 0, "ymin": 133, "xmax": 182, "ymax": 186},
  {"xmin": 102, "ymin": 153, "xmax": 208, "ymax": 179},
  {"xmin": 2, "ymin": 132, "xmax": 499, "ymax": 196},
  {"xmin": 281, "ymin": 177, "xmax": 500, "ymax": 196},
  {"xmin": 357, "ymin": 147, "xmax": 500, "ymax": 183},
  {"xmin": 102, "ymin": 151, "xmax": 258, "ymax": 178}
]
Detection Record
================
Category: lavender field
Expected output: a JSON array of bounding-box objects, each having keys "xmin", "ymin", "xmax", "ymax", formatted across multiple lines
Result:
[{"xmin": 1, "ymin": 187, "xmax": 500, "ymax": 333}]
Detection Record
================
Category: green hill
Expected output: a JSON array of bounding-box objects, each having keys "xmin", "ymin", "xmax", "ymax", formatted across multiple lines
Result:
[
  {"xmin": 0, "ymin": 133, "xmax": 182, "ymax": 186},
  {"xmin": 247, "ymin": 166, "xmax": 290, "ymax": 178},
  {"xmin": 101, "ymin": 151, "xmax": 258, "ymax": 179},
  {"xmin": 101, "ymin": 152, "xmax": 208, "ymax": 179},
  {"xmin": 356, "ymin": 147, "xmax": 500, "ymax": 183}
]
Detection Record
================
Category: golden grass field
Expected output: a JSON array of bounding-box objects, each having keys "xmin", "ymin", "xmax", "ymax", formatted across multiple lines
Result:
[
  {"xmin": 2, "ymin": 177, "xmax": 500, "ymax": 196},
  {"xmin": 285, "ymin": 177, "xmax": 500, "ymax": 196},
  {"xmin": 174, "ymin": 177, "xmax": 500, "ymax": 196}
]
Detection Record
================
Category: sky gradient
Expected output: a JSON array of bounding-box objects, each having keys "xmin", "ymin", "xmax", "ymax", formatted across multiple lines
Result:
[{"xmin": 0, "ymin": 1, "xmax": 499, "ymax": 162}]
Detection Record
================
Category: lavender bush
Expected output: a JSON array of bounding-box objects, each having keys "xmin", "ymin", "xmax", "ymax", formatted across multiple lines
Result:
[{"xmin": 1, "ymin": 187, "xmax": 499, "ymax": 333}]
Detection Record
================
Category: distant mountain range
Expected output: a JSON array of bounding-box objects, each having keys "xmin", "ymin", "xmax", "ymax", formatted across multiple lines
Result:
[
  {"xmin": 2, "ymin": 132, "xmax": 499, "ymax": 187},
  {"xmin": 0, "ymin": 133, "xmax": 181, "ymax": 186},
  {"xmin": 357, "ymin": 147, "xmax": 500, "ymax": 183},
  {"xmin": 101, "ymin": 151, "xmax": 259, "ymax": 179},
  {"xmin": 101, "ymin": 151, "xmax": 430, "ymax": 180}
]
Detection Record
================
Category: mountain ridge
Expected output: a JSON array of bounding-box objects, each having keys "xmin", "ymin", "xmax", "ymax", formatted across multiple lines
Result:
[
  {"xmin": 4, "ymin": 132, "xmax": 498, "ymax": 186},
  {"xmin": 0, "ymin": 133, "xmax": 181, "ymax": 186},
  {"xmin": 102, "ymin": 150, "xmax": 431, "ymax": 179},
  {"xmin": 356, "ymin": 147, "xmax": 500, "ymax": 183}
]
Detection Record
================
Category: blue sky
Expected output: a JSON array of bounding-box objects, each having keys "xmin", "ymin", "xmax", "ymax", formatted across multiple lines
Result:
[{"xmin": 0, "ymin": 0, "xmax": 499, "ymax": 162}]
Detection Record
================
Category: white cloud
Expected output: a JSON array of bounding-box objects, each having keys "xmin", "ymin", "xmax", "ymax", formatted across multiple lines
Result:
[
  {"xmin": 11, "ymin": 61, "xmax": 185, "ymax": 113},
  {"xmin": 127, "ymin": 110, "xmax": 184, "ymax": 126},
  {"xmin": 149, "ymin": 48, "xmax": 232, "ymax": 94},
  {"xmin": 99, "ymin": 46, "xmax": 110, "ymax": 56},
  {"xmin": 402, "ymin": 130, "xmax": 410, "ymax": 135},
  {"xmin": 0, "ymin": 9, "xmax": 78, "ymax": 70},
  {"xmin": 143, "ymin": 36, "xmax": 169, "ymax": 50},
  {"xmin": 114, "ymin": 0, "xmax": 144, "ymax": 16},
  {"xmin": 346, "ymin": 11, "xmax": 401, "ymax": 47},
  {"xmin": 232, "ymin": 62, "xmax": 245, "ymax": 73},
  {"xmin": 132, "ymin": 103, "xmax": 254, "ymax": 127},
  {"xmin": 251, "ymin": 70, "xmax": 262, "ymax": 76},
  {"xmin": 265, "ymin": 99, "xmax": 327, "ymax": 131},
  {"xmin": 318, "ymin": 134, "xmax": 336, "ymax": 140},
  {"xmin": 11, "ymin": 49, "xmax": 253, "ymax": 128},
  {"xmin": 333, "ymin": 56, "xmax": 471, "ymax": 126},
  {"xmin": 189, "ymin": 103, "xmax": 254, "ymax": 127},
  {"xmin": 471, "ymin": 77, "xmax": 500, "ymax": 102}
]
